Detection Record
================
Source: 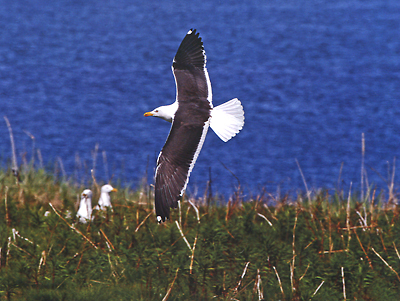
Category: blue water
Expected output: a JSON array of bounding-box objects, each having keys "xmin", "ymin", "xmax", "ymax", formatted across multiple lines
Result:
[{"xmin": 1, "ymin": 0, "xmax": 400, "ymax": 198}]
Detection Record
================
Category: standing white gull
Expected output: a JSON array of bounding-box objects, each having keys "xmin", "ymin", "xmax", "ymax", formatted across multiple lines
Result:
[
  {"xmin": 144, "ymin": 29, "xmax": 245, "ymax": 223},
  {"xmin": 94, "ymin": 184, "xmax": 118, "ymax": 211},
  {"xmin": 76, "ymin": 189, "xmax": 93, "ymax": 223}
]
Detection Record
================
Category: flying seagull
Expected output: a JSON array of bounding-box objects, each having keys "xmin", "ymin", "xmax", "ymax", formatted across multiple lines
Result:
[
  {"xmin": 144, "ymin": 29, "xmax": 244, "ymax": 223},
  {"xmin": 94, "ymin": 184, "xmax": 118, "ymax": 211},
  {"xmin": 76, "ymin": 189, "xmax": 93, "ymax": 223}
]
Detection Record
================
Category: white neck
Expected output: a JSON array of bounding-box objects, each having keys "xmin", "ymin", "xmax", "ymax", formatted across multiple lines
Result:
[
  {"xmin": 99, "ymin": 192, "xmax": 112, "ymax": 207},
  {"xmin": 157, "ymin": 102, "xmax": 178, "ymax": 122},
  {"xmin": 77, "ymin": 197, "xmax": 92, "ymax": 220}
]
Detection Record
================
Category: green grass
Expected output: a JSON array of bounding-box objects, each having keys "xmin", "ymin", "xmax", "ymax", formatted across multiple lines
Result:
[{"xmin": 1, "ymin": 166, "xmax": 400, "ymax": 300}]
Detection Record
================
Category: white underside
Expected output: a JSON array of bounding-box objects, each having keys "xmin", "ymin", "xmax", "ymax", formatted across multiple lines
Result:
[
  {"xmin": 210, "ymin": 98, "xmax": 245, "ymax": 142},
  {"xmin": 94, "ymin": 192, "xmax": 112, "ymax": 211},
  {"xmin": 77, "ymin": 198, "xmax": 93, "ymax": 223}
]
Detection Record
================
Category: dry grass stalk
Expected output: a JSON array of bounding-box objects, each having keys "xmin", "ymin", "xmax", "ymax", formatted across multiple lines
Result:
[
  {"xmin": 49, "ymin": 203, "xmax": 98, "ymax": 249},
  {"xmin": 355, "ymin": 210, "xmax": 368, "ymax": 229},
  {"xmin": 311, "ymin": 280, "xmax": 325, "ymax": 298},
  {"xmin": 102, "ymin": 150, "xmax": 109, "ymax": 182},
  {"xmin": 296, "ymin": 159, "xmax": 311, "ymax": 206},
  {"xmin": 254, "ymin": 269, "xmax": 263, "ymax": 301},
  {"xmin": 378, "ymin": 230, "xmax": 388, "ymax": 252},
  {"xmin": 264, "ymin": 199, "xmax": 278, "ymax": 220},
  {"xmin": 318, "ymin": 218, "xmax": 326, "ymax": 257},
  {"xmin": 273, "ymin": 266, "xmax": 285, "ymax": 299},
  {"xmin": 188, "ymin": 198, "xmax": 200, "ymax": 223},
  {"xmin": 291, "ymin": 212, "xmax": 298, "ymax": 293},
  {"xmin": 10, "ymin": 241, "xmax": 34, "ymax": 257},
  {"xmin": 136, "ymin": 205, "xmax": 140, "ymax": 228},
  {"xmin": 4, "ymin": 186, "xmax": 10, "ymax": 226},
  {"xmin": 184, "ymin": 205, "xmax": 191, "ymax": 228},
  {"xmin": 178, "ymin": 199, "xmax": 182, "ymax": 226},
  {"xmin": 91, "ymin": 168, "xmax": 100, "ymax": 195},
  {"xmin": 90, "ymin": 280, "xmax": 110, "ymax": 285},
  {"xmin": 328, "ymin": 204, "xmax": 333, "ymax": 254},
  {"xmin": 4, "ymin": 116, "xmax": 19, "ymax": 180},
  {"xmin": 162, "ymin": 267, "xmax": 180, "ymax": 301},
  {"xmin": 225, "ymin": 199, "xmax": 231, "ymax": 221},
  {"xmin": 256, "ymin": 212, "xmax": 273, "ymax": 226},
  {"xmin": 175, "ymin": 221, "xmax": 192, "ymax": 251},
  {"xmin": 6, "ymin": 236, "xmax": 11, "ymax": 267},
  {"xmin": 304, "ymin": 238, "xmax": 316, "ymax": 250},
  {"xmin": 393, "ymin": 242, "xmax": 400, "ymax": 261},
  {"xmin": 221, "ymin": 224, "xmax": 235, "ymax": 239},
  {"xmin": 370, "ymin": 189, "xmax": 376, "ymax": 226},
  {"xmin": 341, "ymin": 267, "xmax": 346, "ymax": 301},
  {"xmin": 38, "ymin": 250, "xmax": 46, "ymax": 274},
  {"xmin": 361, "ymin": 133, "xmax": 365, "ymax": 202},
  {"xmin": 223, "ymin": 270, "xmax": 226, "ymax": 292},
  {"xmin": 388, "ymin": 158, "xmax": 396, "ymax": 205},
  {"xmin": 12, "ymin": 229, "xmax": 35, "ymax": 245},
  {"xmin": 189, "ymin": 235, "xmax": 198, "ymax": 274},
  {"xmin": 57, "ymin": 157, "xmax": 67, "ymax": 179},
  {"xmin": 346, "ymin": 183, "xmax": 352, "ymax": 250},
  {"xmin": 135, "ymin": 211, "xmax": 153, "ymax": 232},
  {"xmin": 100, "ymin": 229, "xmax": 115, "ymax": 251},
  {"xmin": 91, "ymin": 144, "xmax": 100, "ymax": 192},
  {"xmin": 340, "ymin": 226, "xmax": 372, "ymax": 230},
  {"xmin": 353, "ymin": 229, "xmax": 373, "ymax": 269},
  {"xmin": 75, "ymin": 250, "xmax": 86, "ymax": 274},
  {"xmin": 234, "ymin": 261, "xmax": 250, "ymax": 292},
  {"xmin": 107, "ymin": 253, "xmax": 119, "ymax": 280},
  {"xmin": 371, "ymin": 247, "xmax": 400, "ymax": 282},
  {"xmin": 319, "ymin": 249, "xmax": 347, "ymax": 254},
  {"xmin": 299, "ymin": 263, "xmax": 310, "ymax": 281}
]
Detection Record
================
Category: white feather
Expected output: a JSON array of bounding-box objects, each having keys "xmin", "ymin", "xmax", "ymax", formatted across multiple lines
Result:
[
  {"xmin": 210, "ymin": 98, "xmax": 245, "ymax": 142},
  {"xmin": 94, "ymin": 184, "xmax": 116, "ymax": 211},
  {"xmin": 181, "ymin": 120, "xmax": 210, "ymax": 195},
  {"xmin": 76, "ymin": 189, "xmax": 93, "ymax": 223}
]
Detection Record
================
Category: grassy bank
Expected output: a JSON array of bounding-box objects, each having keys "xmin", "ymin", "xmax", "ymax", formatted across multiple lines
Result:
[{"xmin": 0, "ymin": 166, "xmax": 400, "ymax": 300}]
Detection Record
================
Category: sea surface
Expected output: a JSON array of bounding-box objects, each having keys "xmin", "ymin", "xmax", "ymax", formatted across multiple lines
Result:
[{"xmin": 1, "ymin": 0, "xmax": 399, "ymax": 199}]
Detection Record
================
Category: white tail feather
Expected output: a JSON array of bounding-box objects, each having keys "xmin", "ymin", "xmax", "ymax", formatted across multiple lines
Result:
[{"xmin": 210, "ymin": 98, "xmax": 244, "ymax": 142}]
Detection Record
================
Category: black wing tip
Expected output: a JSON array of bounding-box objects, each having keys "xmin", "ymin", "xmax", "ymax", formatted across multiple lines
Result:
[
  {"xmin": 157, "ymin": 215, "xmax": 166, "ymax": 223},
  {"xmin": 173, "ymin": 28, "xmax": 205, "ymax": 69},
  {"xmin": 155, "ymin": 194, "xmax": 181, "ymax": 223},
  {"xmin": 187, "ymin": 28, "xmax": 198, "ymax": 36},
  {"xmin": 155, "ymin": 205, "xmax": 169, "ymax": 223},
  {"xmin": 184, "ymin": 28, "xmax": 202, "ymax": 46}
]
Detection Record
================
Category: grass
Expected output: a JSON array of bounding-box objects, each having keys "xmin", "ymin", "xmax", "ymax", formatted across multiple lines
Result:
[{"xmin": 0, "ymin": 164, "xmax": 400, "ymax": 301}]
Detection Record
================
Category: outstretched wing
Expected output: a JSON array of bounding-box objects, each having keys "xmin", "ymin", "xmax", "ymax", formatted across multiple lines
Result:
[
  {"xmin": 172, "ymin": 29, "xmax": 212, "ymax": 105},
  {"xmin": 155, "ymin": 29, "xmax": 212, "ymax": 222}
]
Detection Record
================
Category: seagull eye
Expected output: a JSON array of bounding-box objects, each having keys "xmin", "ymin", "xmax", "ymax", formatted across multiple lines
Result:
[{"xmin": 155, "ymin": 110, "xmax": 159, "ymax": 113}]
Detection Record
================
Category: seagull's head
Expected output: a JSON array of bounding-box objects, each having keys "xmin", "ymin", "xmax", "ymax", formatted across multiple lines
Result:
[
  {"xmin": 144, "ymin": 103, "xmax": 178, "ymax": 123},
  {"xmin": 101, "ymin": 184, "xmax": 117, "ymax": 194},
  {"xmin": 81, "ymin": 189, "xmax": 92, "ymax": 199}
]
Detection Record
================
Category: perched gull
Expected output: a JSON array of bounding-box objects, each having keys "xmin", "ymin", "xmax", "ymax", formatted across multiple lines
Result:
[
  {"xmin": 76, "ymin": 189, "xmax": 93, "ymax": 223},
  {"xmin": 94, "ymin": 184, "xmax": 117, "ymax": 211},
  {"xmin": 144, "ymin": 29, "xmax": 245, "ymax": 222}
]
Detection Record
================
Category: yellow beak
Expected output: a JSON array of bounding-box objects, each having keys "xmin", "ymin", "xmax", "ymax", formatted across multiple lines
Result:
[
  {"xmin": 144, "ymin": 112, "xmax": 154, "ymax": 117},
  {"xmin": 112, "ymin": 188, "xmax": 118, "ymax": 192}
]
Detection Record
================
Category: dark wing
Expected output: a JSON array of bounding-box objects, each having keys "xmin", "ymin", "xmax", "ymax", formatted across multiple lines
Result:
[
  {"xmin": 172, "ymin": 29, "xmax": 211, "ymax": 104},
  {"xmin": 155, "ymin": 29, "xmax": 212, "ymax": 222}
]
